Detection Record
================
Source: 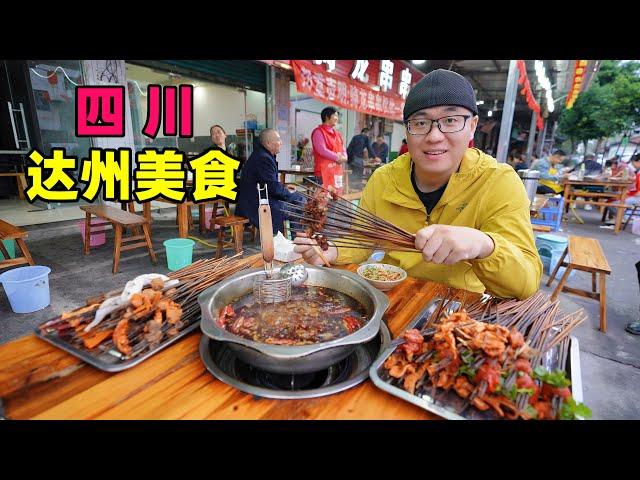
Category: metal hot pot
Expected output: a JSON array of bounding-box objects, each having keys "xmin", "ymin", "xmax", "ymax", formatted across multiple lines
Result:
[{"xmin": 198, "ymin": 265, "xmax": 389, "ymax": 374}]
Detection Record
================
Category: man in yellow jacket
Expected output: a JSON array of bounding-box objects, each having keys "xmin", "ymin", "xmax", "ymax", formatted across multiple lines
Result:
[{"xmin": 294, "ymin": 69, "xmax": 542, "ymax": 300}]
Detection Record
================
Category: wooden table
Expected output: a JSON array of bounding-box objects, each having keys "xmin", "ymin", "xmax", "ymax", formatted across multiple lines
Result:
[
  {"xmin": 561, "ymin": 178, "xmax": 634, "ymax": 234},
  {"xmin": 278, "ymin": 168, "xmax": 314, "ymax": 184},
  {"xmin": 0, "ymin": 264, "xmax": 479, "ymax": 420}
]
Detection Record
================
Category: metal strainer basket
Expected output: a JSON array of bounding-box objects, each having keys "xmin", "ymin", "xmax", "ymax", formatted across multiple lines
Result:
[{"xmin": 252, "ymin": 273, "xmax": 292, "ymax": 304}]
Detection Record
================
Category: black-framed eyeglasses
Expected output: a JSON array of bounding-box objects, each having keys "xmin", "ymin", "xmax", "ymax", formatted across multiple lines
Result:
[{"xmin": 405, "ymin": 115, "xmax": 472, "ymax": 135}]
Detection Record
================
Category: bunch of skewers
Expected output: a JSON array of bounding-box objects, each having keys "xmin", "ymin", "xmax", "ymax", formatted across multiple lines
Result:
[{"xmin": 281, "ymin": 180, "xmax": 419, "ymax": 253}]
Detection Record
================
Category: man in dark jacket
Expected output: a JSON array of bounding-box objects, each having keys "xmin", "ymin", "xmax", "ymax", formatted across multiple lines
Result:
[
  {"xmin": 235, "ymin": 129, "xmax": 304, "ymax": 235},
  {"xmin": 346, "ymin": 128, "xmax": 380, "ymax": 179},
  {"xmin": 569, "ymin": 153, "xmax": 602, "ymax": 175}
]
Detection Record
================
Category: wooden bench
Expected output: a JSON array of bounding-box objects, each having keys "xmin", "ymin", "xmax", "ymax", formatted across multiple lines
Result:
[
  {"xmin": 0, "ymin": 219, "xmax": 35, "ymax": 270},
  {"xmin": 214, "ymin": 215, "xmax": 250, "ymax": 259},
  {"xmin": 546, "ymin": 235, "xmax": 611, "ymax": 332},
  {"xmin": 80, "ymin": 205, "xmax": 157, "ymax": 274}
]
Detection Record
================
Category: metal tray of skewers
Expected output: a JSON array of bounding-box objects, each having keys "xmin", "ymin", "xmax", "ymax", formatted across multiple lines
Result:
[
  {"xmin": 33, "ymin": 255, "xmax": 255, "ymax": 373},
  {"xmin": 369, "ymin": 296, "xmax": 584, "ymax": 420},
  {"xmin": 34, "ymin": 317, "xmax": 200, "ymax": 373}
]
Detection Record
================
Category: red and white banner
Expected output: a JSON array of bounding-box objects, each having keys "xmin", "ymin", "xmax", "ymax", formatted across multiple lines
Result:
[{"xmin": 291, "ymin": 60, "xmax": 406, "ymax": 121}]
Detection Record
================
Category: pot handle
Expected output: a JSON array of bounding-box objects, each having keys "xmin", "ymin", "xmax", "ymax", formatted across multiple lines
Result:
[{"xmin": 371, "ymin": 286, "xmax": 390, "ymax": 316}]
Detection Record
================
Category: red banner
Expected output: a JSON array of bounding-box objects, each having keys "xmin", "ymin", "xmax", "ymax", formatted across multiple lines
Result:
[
  {"xmin": 516, "ymin": 60, "xmax": 544, "ymax": 131},
  {"xmin": 291, "ymin": 60, "xmax": 406, "ymax": 121}
]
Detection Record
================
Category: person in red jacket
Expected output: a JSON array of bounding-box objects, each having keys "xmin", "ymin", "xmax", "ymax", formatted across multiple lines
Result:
[
  {"xmin": 399, "ymin": 138, "xmax": 409, "ymax": 155},
  {"xmin": 311, "ymin": 106, "xmax": 348, "ymax": 187}
]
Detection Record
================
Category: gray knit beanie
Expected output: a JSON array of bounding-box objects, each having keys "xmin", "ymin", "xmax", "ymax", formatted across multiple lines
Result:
[{"xmin": 403, "ymin": 69, "xmax": 478, "ymax": 121}]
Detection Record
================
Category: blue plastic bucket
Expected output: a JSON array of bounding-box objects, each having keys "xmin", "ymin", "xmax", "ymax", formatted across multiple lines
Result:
[
  {"xmin": 163, "ymin": 238, "xmax": 195, "ymax": 271},
  {"xmin": 1, "ymin": 239, "xmax": 16, "ymax": 259},
  {"xmin": 0, "ymin": 265, "xmax": 52, "ymax": 314}
]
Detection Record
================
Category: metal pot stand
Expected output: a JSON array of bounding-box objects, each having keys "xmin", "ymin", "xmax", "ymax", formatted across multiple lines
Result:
[{"xmin": 199, "ymin": 323, "xmax": 390, "ymax": 400}]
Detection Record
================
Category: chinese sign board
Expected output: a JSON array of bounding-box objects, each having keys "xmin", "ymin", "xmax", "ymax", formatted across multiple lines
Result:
[{"xmin": 290, "ymin": 60, "xmax": 423, "ymax": 121}]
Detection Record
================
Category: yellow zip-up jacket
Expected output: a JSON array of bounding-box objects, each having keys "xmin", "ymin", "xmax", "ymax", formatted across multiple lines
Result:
[{"xmin": 336, "ymin": 148, "xmax": 542, "ymax": 299}]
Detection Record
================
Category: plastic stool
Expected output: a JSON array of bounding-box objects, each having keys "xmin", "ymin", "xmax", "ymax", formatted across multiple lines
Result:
[{"xmin": 531, "ymin": 196, "xmax": 564, "ymax": 231}]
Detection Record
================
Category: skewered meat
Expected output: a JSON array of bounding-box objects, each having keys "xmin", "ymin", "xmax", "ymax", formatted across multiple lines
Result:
[
  {"xmin": 533, "ymin": 400, "xmax": 554, "ymax": 420},
  {"xmin": 113, "ymin": 319, "xmax": 132, "ymax": 355},
  {"xmin": 130, "ymin": 293, "xmax": 145, "ymax": 308},
  {"xmin": 514, "ymin": 358, "xmax": 533, "ymax": 375},
  {"xmin": 403, "ymin": 363, "xmax": 428, "ymax": 394},
  {"xmin": 144, "ymin": 319, "xmax": 163, "ymax": 345},
  {"xmin": 472, "ymin": 397, "xmax": 490, "ymax": 411},
  {"xmin": 454, "ymin": 376, "xmax": 474, "ymax": 398},
  {"xmin": 472, "ymin": 331, "xmax": 507, "ymax": 358},
  {"xmin": 474, "ymin": 361, "xmax": 502, "ymax": 394},
  {"xmin": 165, "ymin": 303, "xmax": 182, "ymax": 324},
  {"xmin": 150, "ymin": 278, "xmax": 165, "ymax": 291},
  {"xmin": 382, "ymin": 308, "xmax": 587, "ymax": 420},
  {"xmin": 403, "ymin": 329, "xmax": 424, "ymax": 346},
  {"xmin": 509, "ymin": 329, "xmax": 525, "ymax": 349}
]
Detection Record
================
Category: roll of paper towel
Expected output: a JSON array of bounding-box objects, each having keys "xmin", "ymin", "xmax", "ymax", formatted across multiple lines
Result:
[{"xmin": 273, "ymin": 232, "xmax": 302, "ymax": 263}]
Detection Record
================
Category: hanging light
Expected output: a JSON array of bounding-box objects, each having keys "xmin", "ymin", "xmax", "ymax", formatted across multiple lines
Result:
[
  {"xmin": 534, "ymin": 60, "xmax": 555, "ymax": 113},
  {"xmin": 488, "ymin": 110, "xmax": 493, "ymax": 117},
  {"xmin": 411, "ymin": 60, "xmax": 426, "ymax": 65}
]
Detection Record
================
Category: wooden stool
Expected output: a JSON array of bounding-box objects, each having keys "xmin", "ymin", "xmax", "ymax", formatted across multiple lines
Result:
[
  {"xmin": 80, "ymin": 205, "xmax": 157, "ymax": 274},
  {"xmin": 214, "ymin": 215, "xmax": 250, "ymax": 258},
  {"xmin": 547, "ymin": 235, "xmax": 611, "ymax": 332},
  {"xmin": 0, "ymin": 219, "xmax": 35, "ymax": 270},
  {"xmin": 203, "ymin": 200, "xmax": 230, "ymax": 233}
]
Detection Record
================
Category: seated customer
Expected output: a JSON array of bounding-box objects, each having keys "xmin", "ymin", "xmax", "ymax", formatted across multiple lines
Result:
[
  {"xmin": 236, "ymin": 129, "xmax": 304, "ymax": 235},
  {"xmin": 570, "ymin": 154, "xmax": 602, "ymax": 175},
  {"xmin": 624, "ymin": 154, "xmax": 640, "ymax": 209},
  {"xmin": 210, "ymin": 124, "xmax": 227, "ymax": 150},
  {"xmin": 530, "ymin": 149, "xmax": 567, "ymax": 194},
  {"xmin": 294, "ymin": 69, "xmax": 542, "ymax": 300}
]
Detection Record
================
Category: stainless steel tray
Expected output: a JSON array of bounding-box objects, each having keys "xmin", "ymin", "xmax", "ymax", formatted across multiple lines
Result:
[
  {"xmin": 34, "ymin": 320, "xmax": 200, "ymax": 373},
  {"xmin": 369, "ymin": 297, "xmax": 583, "ymax": 420}
]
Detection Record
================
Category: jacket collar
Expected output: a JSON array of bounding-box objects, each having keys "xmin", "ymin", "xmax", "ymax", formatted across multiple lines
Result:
[
  {"xmin": 257, "ymin": 144, "xmax": 276, "ymax": 161},
  {"xmin": 383, "ymin": 148, "xmax": 493, "ymax": 211}
]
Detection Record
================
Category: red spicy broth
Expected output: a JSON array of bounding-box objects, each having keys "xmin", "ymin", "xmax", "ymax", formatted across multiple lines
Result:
[{"xmin": 217, "ymin": 286, "xmax": 368, "ymax": 345}]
